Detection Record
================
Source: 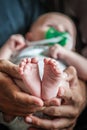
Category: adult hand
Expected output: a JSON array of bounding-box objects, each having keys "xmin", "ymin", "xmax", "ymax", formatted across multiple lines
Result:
[
  {"xmin": 25, "ymin": 66, "xmax": 87, "ymax": 130},
  {"xmin": 0, "ymin": 60, "xmax": 44, "ymax": 122}
]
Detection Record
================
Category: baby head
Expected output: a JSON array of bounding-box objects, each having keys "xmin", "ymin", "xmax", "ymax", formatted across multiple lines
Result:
[{"xmin": 26, "ymin": 12, "xmax": 76, "ymax": 50}]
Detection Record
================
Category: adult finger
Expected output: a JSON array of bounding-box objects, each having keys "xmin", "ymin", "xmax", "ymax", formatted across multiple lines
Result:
[
  {"xmin": 60, "ymin": 66, "xmax": 86, "ymax": 107},
  {"xmin": 43, "ymin": 105, "xmax": 77, "ymax": 118},
  {"xmin": 64, "ymin": 66, "xmax": 77, "ymax": 83},
  {"xmin": 45, "ymin": 97, "xmax": 61, "ymax": 106},
  {"xmin": 59, "ymin": 66, "xmax": 79, "ymax": 103},
  {"xmin": 0, "ymin": 59, "xmax": 20, "ymax": 79},
  {"xmin": 25, "ymin": 115, "xmax": 74, "ymax": 130},
  {"xmin": 1, "ymin": 96, "xmax": 44, "ymax": 116},
  {"xmin": 0, "ymin": 72, "xmax": 44, "ymax": 116}
]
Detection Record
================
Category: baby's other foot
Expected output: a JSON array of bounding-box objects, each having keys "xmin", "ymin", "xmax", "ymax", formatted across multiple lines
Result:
[
  {"xmin": 42, "ymin": 58, "xmax": 62, "ymax": 100},
  {"xmin": 19, "ymin": 58, "xmax": 41, "ymax": 98}
]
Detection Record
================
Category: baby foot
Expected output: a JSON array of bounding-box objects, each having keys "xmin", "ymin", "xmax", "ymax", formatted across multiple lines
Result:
[
  {"xmin": 42, "ymin": 58, "xmax": 62, "ymax": 100},
  {"xmin": 18, "ymin": 58, "xmax": 41, "ymax": 98}
]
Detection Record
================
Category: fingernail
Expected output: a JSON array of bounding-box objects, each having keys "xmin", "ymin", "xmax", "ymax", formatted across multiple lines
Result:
[
  {"xmin": 34, "ymin": 100, "xmax": 44, "ymax": 106},
  {"xmin": 63, "ymin": 72, "xmax": 68, "ymax": 79},
  {"xmin": 41, "ymin": 106, "xmax": 46, "ymax": 111},
  {"xmin": 26, "ymin": 117, "xmax": 32, "ymax": 123},
  {"xmin": 58, "ymin": 87, "xmax": 65, "ymax": 96}
]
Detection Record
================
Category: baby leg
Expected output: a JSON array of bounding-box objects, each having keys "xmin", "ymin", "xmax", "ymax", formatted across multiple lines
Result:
[
  {"xmin": 42, "ymin": 58, "xmax": 63, "ymax": 100},
  {"xmin": 18, "ymin": 58, "xmax": 41, "ymax": 98}
]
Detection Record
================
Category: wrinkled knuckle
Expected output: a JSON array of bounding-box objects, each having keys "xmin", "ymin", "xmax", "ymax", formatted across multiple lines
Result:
[
  {"xmin": 12, "ymin": 92, "xmax": 19, "ymax": 103},
  {"xmin": 50, "ymin": 108, "xmax": 56, "ymax": 115},
  {"xmin": 51, "ymin": 122, "xmax": 57, "ymax": 129},
  {"xmin": 73, "ymin": 109, "xmax": 79, "ymax": 118},
  {"xmin": 35, "ymin": 120, "xmax": 41, "ymax": 126},
  {"xmin": 68, "ymin": 112, "xmax": 76, "ymax": 118},
  {"xmin": 67, "ymin": 108, "xmax": 78, "ymax": 119}
]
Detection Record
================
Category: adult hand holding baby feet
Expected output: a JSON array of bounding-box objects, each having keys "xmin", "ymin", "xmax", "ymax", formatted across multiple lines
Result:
[
  {"xmin": 16, "ymin": 57, "xmax": 68, "ymax": 103},
  {"xmin": 16, "ymin": 57, "xmax": 69, "ymax": 130},
  {"xmin": 0, "ymin": 59, "xmax": 44, "ymax": 123}
]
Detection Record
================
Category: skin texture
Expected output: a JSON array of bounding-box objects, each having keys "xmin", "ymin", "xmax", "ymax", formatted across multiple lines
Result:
[
  {"xmin": 25, "ymin": 66, "xmax": 87, "ymax": 130},
  {"xmin": 0, "ymin": 12, "xmax": 87, "ymax": 130},
  {"xmin": 18, "ymin": 57, "xmax": 41, "ymax": 98},
  {"xmin": 0, "ymin": 61, "xmax": 87, "ymax": 130},
  {"xmin": 42, "ymin": 58, "xmax": 67, "ymax": 100},
  {"xmin": 16, "ymin": 57, "xmax": 67, "ymax": 101},
  {"xmin": 0, "ymin": 59, "xmax": 44, "ymax": 122}
]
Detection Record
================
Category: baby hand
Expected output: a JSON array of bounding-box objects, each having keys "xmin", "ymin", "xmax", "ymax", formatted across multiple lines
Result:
[
  {"xmin": 49, "ymin": 44, "xmax": 68, "ymax": 60},
  {"xmin": 6, "ymin": 34, "xmax": 26, "ymax": 52}
]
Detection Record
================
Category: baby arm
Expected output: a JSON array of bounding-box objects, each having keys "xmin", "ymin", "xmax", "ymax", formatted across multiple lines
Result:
[
  {"xmin": 0, "ymin": 34, "xmax": 26, "ymax": 60},
  {"xmin": 49, "ymin": 44, "xmax": 87, "ymax": 81}
]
